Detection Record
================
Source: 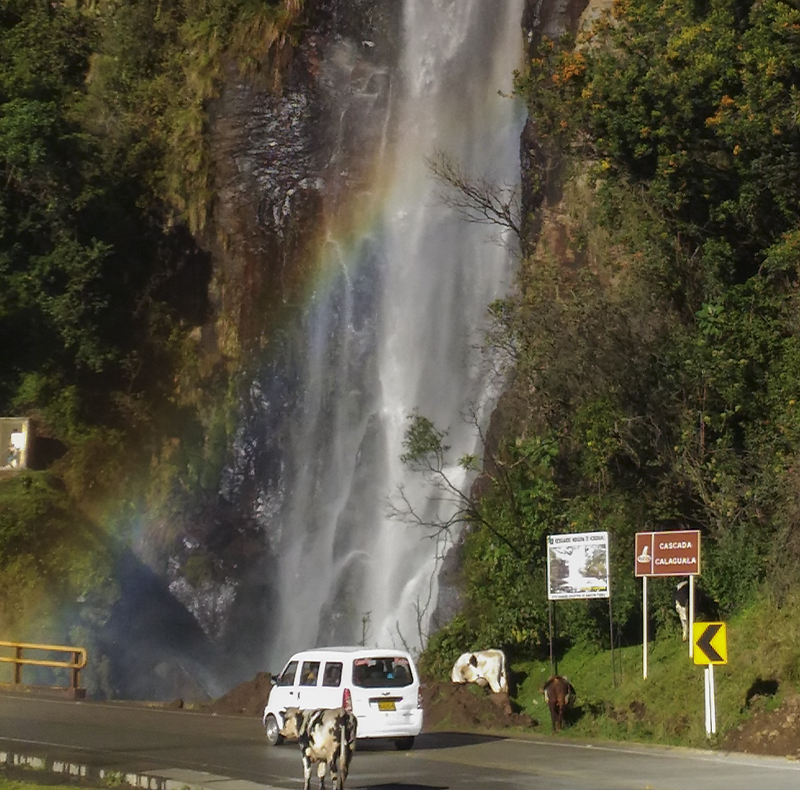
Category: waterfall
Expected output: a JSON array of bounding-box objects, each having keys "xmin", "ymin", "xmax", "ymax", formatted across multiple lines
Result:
[{"xmin": 236, "ymin": 0, "xmax": 526, "ymax": 670}]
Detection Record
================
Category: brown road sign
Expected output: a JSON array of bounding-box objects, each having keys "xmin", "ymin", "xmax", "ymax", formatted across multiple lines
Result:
[
  {"xmin": 635, "ymin": 530, "xmax": 701, "ymax": 577},
  {"xmin": 693, "ymin": 622, "xmax": 727, "ymax": 665}
]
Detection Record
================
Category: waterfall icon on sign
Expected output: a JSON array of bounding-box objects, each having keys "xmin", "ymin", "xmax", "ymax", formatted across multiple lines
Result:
[{"xmin": 637, "ymin": 544, "xmax": 650, "ymax": 564}]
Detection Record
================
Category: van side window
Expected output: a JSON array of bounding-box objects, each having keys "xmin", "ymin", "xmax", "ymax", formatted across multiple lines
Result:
[
  {"xmin": 322, "ymin": 662, "xmax": 343, "ymax": 687},
  {"xmin": 276, "ymin": 660, "xmax": 298, "ymax": 687},
  {"xmin": 299, "ymin": 660, "xmax": 320, "ymax": 686}
]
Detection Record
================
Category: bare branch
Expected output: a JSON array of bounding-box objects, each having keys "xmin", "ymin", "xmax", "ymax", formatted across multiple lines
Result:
[
  {"xmin": 426, "ymin": 150, "xmax": 521, "ymax": 240},
  {"xmin": 391, "ymin": 531, "xmax": 448, "ymax": 656}
]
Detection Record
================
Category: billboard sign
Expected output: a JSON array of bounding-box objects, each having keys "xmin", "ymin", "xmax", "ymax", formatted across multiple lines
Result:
[
  {"xmin": 635, "ymin": 530, "xmax": 701, "ymax": 577},
  {"xmin": 547, "ymin": 531, "xmax": 610, "ymax": 600},
  {"xmin": 0, "ymin": 418, "xmax": 30, "ymax": 473}
]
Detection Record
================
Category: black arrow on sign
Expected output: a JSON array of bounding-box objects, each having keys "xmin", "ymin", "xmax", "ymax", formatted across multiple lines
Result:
[{"xmin": 697, "ymin": 623, "xmax": 723, "ymax": 662}]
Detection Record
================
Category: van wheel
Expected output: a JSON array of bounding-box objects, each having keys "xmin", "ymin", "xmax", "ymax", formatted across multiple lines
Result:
[
  {"xmin": 264, "ymin": 714, "xmax": 284, "ymax": 746},
  {"xmin": 394, "ymin": 737, "xmax": 414, "ymax": 751}
]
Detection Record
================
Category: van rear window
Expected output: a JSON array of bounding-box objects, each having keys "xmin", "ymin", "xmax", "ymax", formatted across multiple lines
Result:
[{"xmin": 352, "ymin": 657, "xmax": 413, "ymax": 688}]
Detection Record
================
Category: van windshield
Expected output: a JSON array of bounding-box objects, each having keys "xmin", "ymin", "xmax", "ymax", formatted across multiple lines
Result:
[
  {"xmin": 276, "ymin": 660, "xmax": 298, "ymax": 687},
  {"xmin": 351, "ymin": 656, "xmax": 413, "ymax": 688}
]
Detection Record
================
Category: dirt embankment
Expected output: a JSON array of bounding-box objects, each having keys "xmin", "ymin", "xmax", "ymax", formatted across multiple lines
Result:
[
  {"xmin": 199, "ymin": 671, "xmax": 275, "ymax": 717},
  {"xmin": 720, "ymin": 693, "xmax": 800, "ymax": 760},
  {"xmin": 195, "ymin": 672, "xmax": 534, "ymax": 731}
]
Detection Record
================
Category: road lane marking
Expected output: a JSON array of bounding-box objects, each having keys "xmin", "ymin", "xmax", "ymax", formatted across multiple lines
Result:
[{"xmin": 500, "ymin": 737, "xmax": 800, "ymax": 772}]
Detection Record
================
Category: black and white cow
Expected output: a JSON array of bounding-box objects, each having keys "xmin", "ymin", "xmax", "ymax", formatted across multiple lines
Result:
[
  {"xmin": 674, "ymin": 580, "xmax": 719, "ymax": 641},
  {"xmin": 451, "ymin": 649, "xmax": 508, "ymax": 694},
  {"xmin": 674, "ymin": 580, "xmax": 691, "ymax": 641},
  {"xmin": 280, "ymin": 707, "xmax": 358, "ymax": 790}
]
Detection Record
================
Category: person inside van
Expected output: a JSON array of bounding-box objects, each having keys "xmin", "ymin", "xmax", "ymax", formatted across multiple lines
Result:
[
  {"xmin": 392, "ymin": 663, "xmax": 409, "ymax": 684},
  {"xmin": 299, "ymin": 661, "xmax": 320, "ymax": 686},
  {"xmin": 353, "ymin": 662, "xmax": 367, "ymax": 686},
  {"xmin": 323, "ymin": 662, "xmax": 342, "ymax": 687}
]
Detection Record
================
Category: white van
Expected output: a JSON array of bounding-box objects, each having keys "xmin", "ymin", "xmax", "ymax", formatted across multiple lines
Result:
[{"xmin": 262, "ymin": 646, "xmax": 423, "ymax": 750}]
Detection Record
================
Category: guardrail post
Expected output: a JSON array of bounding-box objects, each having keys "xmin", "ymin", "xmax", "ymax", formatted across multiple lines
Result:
[
  {"xmin": 14, "ymin": 645, "xmax": 22, "ymax": 685},
  {"xmin": 72, "ymin": 651, "xmax": 81, "ymax": 690}
]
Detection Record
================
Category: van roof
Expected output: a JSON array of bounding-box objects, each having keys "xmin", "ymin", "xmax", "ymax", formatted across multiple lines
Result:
[{"xmin": 287, "ymin": 646, "xmax": 413, "ymax": 659}]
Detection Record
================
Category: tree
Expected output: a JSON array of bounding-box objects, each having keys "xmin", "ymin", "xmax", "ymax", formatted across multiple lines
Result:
[
  {"xmin": 396, "ymin": 409, "xmax": 569, "ymax": 655},
  {"xmin": 509, "ymin": 0, "xmax": 800, "ymax": 614},
  {"xmin": 426, "ymin": 150, "xmax": 522, "ymax": 242}
]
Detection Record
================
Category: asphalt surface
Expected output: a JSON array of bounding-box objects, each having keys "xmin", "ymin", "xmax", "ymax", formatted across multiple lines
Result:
[{"xmin": 2, "ymin": 692, "xmax": 800, "ymax": 790}]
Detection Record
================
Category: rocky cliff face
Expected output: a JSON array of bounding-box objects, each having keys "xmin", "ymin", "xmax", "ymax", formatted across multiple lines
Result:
[
  {"xmin": 519, "ymin": 0, "xmax": 591, "ymax": 248},
  {"xmin": 152, "ymin": 0, "xmax": 404, "ymax": 693},
  {"xmin": 206, "ymin": 0, "xmax": 401, "ymax": 350}
]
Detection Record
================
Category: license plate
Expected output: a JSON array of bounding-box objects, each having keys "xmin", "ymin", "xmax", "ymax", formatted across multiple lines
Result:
[{"xmin": 377, "ymin": 700, "xmax": 396, "ymax": 711}]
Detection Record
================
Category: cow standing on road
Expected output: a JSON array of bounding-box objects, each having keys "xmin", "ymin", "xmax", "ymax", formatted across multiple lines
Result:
[
  {"xmin": 280, "ymin": 707, "xmax": 357, "ymax": 790},
  {"xmin": 542, "ymin": 675, "xmax": 575, "ymax": 732}
]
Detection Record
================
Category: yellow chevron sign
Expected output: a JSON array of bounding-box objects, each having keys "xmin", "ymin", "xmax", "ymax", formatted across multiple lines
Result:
[{"xmin": 693, "ymin": 622, "xmax": 727, "ymax": 665}]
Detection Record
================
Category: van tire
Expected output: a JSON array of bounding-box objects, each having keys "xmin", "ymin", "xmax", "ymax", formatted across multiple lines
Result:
[
  {"xmin": 264, "ymin": 714, "xmax": 284, "ymax": 746},
  {"xmin": 394, "ymin": 737, "xmax": 414, "ymax": 750}
]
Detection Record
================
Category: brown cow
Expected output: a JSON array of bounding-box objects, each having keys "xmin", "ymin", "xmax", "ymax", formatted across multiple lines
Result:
[{"xmin": 541, "ymin": 675, "xmax": 575, "ymax": 732}]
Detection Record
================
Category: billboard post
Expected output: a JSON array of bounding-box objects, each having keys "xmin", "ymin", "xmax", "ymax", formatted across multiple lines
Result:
[{"xmin": 547, "ymin": 531, "xmax": 611, "ymax": 677}]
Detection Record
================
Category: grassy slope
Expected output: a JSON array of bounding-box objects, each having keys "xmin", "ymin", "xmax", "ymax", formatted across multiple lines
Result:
[{"xmin": 511, "ymin": 592, "xmax": 800, "ymax": 748}]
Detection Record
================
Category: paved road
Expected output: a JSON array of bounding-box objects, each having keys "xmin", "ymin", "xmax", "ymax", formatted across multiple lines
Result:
[{"xmin": 2, "ymin": 693, "xmax": 800, "ymax": 790}]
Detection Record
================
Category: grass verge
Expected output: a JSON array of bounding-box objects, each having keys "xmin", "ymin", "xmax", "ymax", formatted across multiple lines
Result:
[{"xmin": 511, "ymin": 590, "xmax": 800, "ymax": 749}]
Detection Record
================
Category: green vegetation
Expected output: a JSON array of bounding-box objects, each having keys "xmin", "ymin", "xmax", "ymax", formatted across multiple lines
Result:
[
  {"xmin": 418, "ymin": 0, "xmax": 800, "ymax": 717},
  {"xmin": 423, "ymin": 591, "xmax": 800, "ymax": 747},
  {"xmin": 0, "ymin": 781, "xmax": 75, "ymax": 790},
  {"xmin": 510, "ymin": 590, "xmax": 800, "ymax": 747},
  {"xmin": 0, "ymin": 0, "xmax": 304, "ymax": 644},
  {"xmin": 0, "ymin": 473, "xmax": 116, "ymax": 647},
  {"xmin": 0, "ymin": 779, "xmax": 97, "ymax": 790},
  {"xmin": 0, "ymin": 771, "xmax": 139, "ymax": 790}
]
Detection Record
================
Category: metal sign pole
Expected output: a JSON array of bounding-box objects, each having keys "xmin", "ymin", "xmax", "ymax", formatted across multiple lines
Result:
[
  {"xmin": 704, "ymin": 664, "xmax": 717, "ymax": 736},
  {"xmin": 703, "ymin": 664, "xmax": 717, "ymax": 736},
  {"xmin": 642, "ymin": 576, "xmax": 648, "ymax": 679},
  {"xmin": 709, "ymin": 663, "xmax": 716, "ymax": 735},
  {"xmin": 608, "ymin": 591, "xmax": 616, "ymax": 686},
  {"xmin": 689, "ymin": 574, "xmax": 695, "ymax": 659}
]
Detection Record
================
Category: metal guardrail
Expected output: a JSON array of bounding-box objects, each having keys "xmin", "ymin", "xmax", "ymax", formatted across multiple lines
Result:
[{"xmin": 0, "ymin": 640, "xmax": 87, "ymax": 695}]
